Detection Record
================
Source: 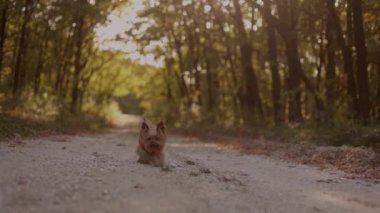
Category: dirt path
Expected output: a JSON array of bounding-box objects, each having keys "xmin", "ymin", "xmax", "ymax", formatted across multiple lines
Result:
[{"xmin": 0, "ymin": 124, "xmax": 379, "ymax": 212}]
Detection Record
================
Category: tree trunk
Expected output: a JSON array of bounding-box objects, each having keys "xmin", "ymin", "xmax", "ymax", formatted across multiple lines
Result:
[
  {"xmin": 277, "ymin": 0, "xmax": 303, "ymax": 122},
  {"xmin": 316, "ymin": 28, "xmax": 325, "ymax": 89},
  {"xmin": 232, "ymin": 0, "xmax": 262, "ymax": 115},
  {"xmin": 325, "ymin": 12, "xmax": 336, "ymax": 124},
  {"xmin": 71, "ymin": 15, "xmax": 84, "ymax": 113},
  {"xmin": 285, "ymin": 39, "xmax": 303, "ymax": 122},
  {"xmin": 256, "ymin": 0, "xmax": 324, "ymax": 122},
  {"xmin": 202, "ymin": 16, "xmax": 214, "ymax": 111},
  {"xmin": 33, "ymin": 29, "xmax": 49, "ymax": 95},
  {"xmin": 346, "ymin": 0, "xmax": 354, "ymax": 48},
  {"xmin": 0, "ymin": 3, "xmax": 8, "ymax": 81},
  {"xmin": 209, "ymin": 2, "xmax": 240, "ymax": 111},
  {"xmin": 326, "ymin": 0, "xmax": 358, "ymax": 118},
  {"xmin": 184, "ymin": 16, "xmax": 201, "ymax": 105},
  {"xmin": 164, "ymin": 58, "xmax": 174, "ymax": 101},
  {"xmin": 264, "ymin": 0, "xmax": 283, "ymax": 124},
  {"xmin": 12, "ymin": 0, "xmax": 33, "ymax": 96},
  {"xmin": 376, "ymin": 64, "xmax": 380, "ymax": 121},
  {"xmin": 172, "ymin": 35, "xmax": 190, "ymax": 102},
  {"xmin": 56, "ymin": 25, "xmax": 74, "ymax": 94},
  {"xmin": 351, "ymin": 0, "xmax": 370, "ymax": 121}
]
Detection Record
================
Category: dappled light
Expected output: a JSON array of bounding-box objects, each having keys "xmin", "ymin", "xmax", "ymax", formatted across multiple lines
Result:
[
  {"xmin": 108, "ymin": 113, "xmax": 141, "ymax": 129},
  {"xmin": 0, "ymin": 0, "xmax": 379, "ymax": 212},
  {"xmin": 0, "ymin": 0, "xmax": 379, "ymax": 130}
]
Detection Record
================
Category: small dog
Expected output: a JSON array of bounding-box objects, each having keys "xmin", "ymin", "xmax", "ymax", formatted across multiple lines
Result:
[{"xmin": 136, "ymin": 118, "xmax": 166, "ymax": 167}]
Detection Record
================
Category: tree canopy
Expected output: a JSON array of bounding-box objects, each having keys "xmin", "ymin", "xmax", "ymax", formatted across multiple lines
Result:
[{"xmin": 0, "ymin": 0, "xmax": 379, "ymax": 128}]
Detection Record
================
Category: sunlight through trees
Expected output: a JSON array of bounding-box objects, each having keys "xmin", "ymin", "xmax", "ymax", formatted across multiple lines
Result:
[{"xmin": 0, "ymin": 0, "xmax": 379, "ymax": 128}]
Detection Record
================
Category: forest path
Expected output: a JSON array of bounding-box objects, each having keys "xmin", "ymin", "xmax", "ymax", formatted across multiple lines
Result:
[{"xmin": 0, "ymin": 117, "xmax": 379, "ymax": 213}]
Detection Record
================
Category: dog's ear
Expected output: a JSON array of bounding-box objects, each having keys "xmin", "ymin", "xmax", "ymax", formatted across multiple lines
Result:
[
  {"xmin": 156, "ymin": 121, "xmax": 165, "ymax": 135},
  {"xmin": 141, "ymin": 118, "xmax": 149, "ymax": 133}
]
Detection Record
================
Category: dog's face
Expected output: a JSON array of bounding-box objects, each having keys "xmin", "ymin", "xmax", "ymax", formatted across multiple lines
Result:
[{"xmin": 139, "ymin": 119, "xmax": 166, "ymax": 155}]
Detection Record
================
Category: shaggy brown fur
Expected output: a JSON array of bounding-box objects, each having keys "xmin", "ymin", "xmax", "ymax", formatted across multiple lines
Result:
[{"xmin": 136, "ymin": 119, "xmax": 166, "ymax": 167}]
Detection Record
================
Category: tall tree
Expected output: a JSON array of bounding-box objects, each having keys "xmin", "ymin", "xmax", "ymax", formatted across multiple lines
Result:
[
  {"xmin": 325, "ymin": 9, "xmax": 336, "ymax": 123},
  {"xmin": 0, "ymin": 2, "xmax": 8, "ymax": 80},
  {"xmin": 12, "ymin": 0, "xmax": 33, "ymax": 95},
  {"xmin": 264, "ymin": 0, "xmax": 283, "ymax": 124},
  {"xmin": 325, "ymin": 0, "xmax": 358, "ymax": 117},
  {"xmin": 232, "ymin": 0, "xmax": 262, "ymax": 115},
  {"xmin": 71, "ymin": 14, "xmax": 85, "ymax": 113},
  {"xmin": 351, "ymin": 0, "xmax": 370, "ymax": 121}
]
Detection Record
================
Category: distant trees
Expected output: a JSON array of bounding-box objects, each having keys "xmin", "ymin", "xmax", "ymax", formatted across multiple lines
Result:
[
  {"xmin": 0, "ymin": 0, "xmax": 378, "ymax": 126},
  {"xmin": 130, "ymin": 0, "xmax": 379, "ymax": 125},
  {"xmin": 0, "ymin": 0, "xmax": 127, "ymax": 114}
]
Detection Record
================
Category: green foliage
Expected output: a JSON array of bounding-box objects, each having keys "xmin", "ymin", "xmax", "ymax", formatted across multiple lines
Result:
[
  {"xmin": 0, "ymin": 0, "xmax": 379, "ymax": 147},
  {"xmin": 124, "ymin": 0, "xmax": 380, "ymax": 128}
]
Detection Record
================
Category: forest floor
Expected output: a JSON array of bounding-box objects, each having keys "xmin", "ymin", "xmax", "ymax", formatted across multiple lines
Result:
[
  {"xmin": 0, "ymin": 115, "xmax": 379, "ymax": 213},
  {"xmin": 173, "ymin": 128, "xmax": 380, "ymax": 181}
]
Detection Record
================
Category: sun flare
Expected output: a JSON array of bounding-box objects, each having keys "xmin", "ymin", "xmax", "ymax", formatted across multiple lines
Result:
[{"xmin": 95, "ymin": 0, "xmax": 163, "ymax": 67}]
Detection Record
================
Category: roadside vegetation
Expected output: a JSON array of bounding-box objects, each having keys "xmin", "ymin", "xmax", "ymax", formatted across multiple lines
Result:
[{"xmin": 0, "ymin": 0, "xmax": 379, "ymax": 149}]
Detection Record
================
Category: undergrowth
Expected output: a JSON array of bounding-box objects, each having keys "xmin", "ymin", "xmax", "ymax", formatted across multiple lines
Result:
[
  {"xmin": 173, "ymin": 123, "xmax": 380, "ymax": 149},
  {"xmin": 0, "ymin": 112, "xmax": 106, "ymax": 141}
]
